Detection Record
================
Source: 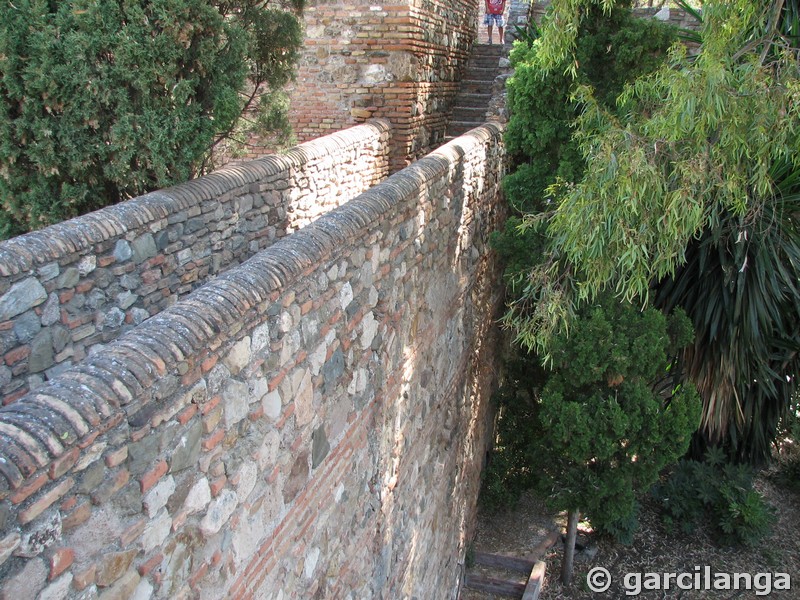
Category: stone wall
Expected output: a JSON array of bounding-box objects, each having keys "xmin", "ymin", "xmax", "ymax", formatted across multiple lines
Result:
[
  {"xmin": 0, "ymin": 123, "xmax": 506, "ymax": 599},
  {"xmin": 288, "ymin": 0, "xmax": 480, "ymax": 170},
  {"xmin": 0, "ymin": 121, "xmax": 391, "ymax": 406}
]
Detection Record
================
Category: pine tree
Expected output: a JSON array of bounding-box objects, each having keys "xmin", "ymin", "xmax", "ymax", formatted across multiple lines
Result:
[{"xmin": 0, "ymin": 0, "xmax": 303, "ymax": 238}]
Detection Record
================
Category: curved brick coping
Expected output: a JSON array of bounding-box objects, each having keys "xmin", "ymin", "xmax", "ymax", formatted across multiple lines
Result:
[
  {"xmin": 0, "ymin": 122, "xmax": 502, "ymax": 493},
  {"xmin": 0, "ymin": 119, "xmax": 392, "ymax": 278}
]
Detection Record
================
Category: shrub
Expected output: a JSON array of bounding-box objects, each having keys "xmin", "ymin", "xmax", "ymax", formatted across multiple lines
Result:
[
  {"xmin": 653, "ymin": 447, "xmax": 775, "ymax": 547},
  {"xmin": 0, "ymin": 0, "xmax": 303, "ymax": 238}
]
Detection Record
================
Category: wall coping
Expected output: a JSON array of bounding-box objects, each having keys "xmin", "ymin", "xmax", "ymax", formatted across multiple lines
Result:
[
  {"xmin": 0, "ymin": 119, "xmax": 393, "ymax": 277},
  {"xmin": 0, "ymin": 123, "xmax": 503, "ymax": 493}
]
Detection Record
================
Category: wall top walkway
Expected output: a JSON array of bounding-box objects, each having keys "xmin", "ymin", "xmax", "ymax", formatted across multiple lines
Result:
[{"xmin": 0, "ymin": 120, "xmax": 393, "ymax": 278}]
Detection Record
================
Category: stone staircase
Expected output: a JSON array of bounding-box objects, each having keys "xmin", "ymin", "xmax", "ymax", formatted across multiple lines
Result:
[
  {"xmin": 446, "ymin": 44, "xmax": 509, "ymax": 140},
  {"xmin": 460, "ymin": 529, "xmax": 560, "ymax": 599}
]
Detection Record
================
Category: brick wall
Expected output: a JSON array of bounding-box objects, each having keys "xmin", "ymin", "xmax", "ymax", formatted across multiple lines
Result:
[
  {"xmin": 0, "ymin": 121, "xmax": 391, "ymax": 406},
  {"xmin": 288, "ymin": 0, "xmax": 480, "ymax": 170},
  {"xmin": 0, "ymin": 123, "xmax": 506, "ymax": 599}
]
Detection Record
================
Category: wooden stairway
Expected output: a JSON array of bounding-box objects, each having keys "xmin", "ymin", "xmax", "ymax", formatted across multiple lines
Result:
[
  {"xmin": 446, "ymin": 44, "xmax": 508, "ymax": 140},
  {"xmin": 462, "ymin": 529, "xmax": 560, "ymax": 600}
]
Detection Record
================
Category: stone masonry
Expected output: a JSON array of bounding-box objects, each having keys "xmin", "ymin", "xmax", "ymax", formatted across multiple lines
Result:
[
  {"xmin": 0, "ymin": 121, "xmax": 507, "ymax": 599},
  {"xmin": 288, "ymin": 0, "xmax": 480, "ymax": 171},
  {"xmin": 0, "ymin": 121, "xmax": 391, "ymax": 406}
]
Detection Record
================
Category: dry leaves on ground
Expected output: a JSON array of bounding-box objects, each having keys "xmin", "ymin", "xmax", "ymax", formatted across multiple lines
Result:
[{"xmin": 462, "ymin": 471, "xmax": 800, "ymax": 600}]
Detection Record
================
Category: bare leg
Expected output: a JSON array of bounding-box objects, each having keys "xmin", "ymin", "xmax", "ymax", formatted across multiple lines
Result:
[
  {"xmin": 499, "ymin": 25, "xmax": 504, "ymax": 45},
  {"xmin": 487, "ymin": 24, "xmax": 494, "ymax": 44}
]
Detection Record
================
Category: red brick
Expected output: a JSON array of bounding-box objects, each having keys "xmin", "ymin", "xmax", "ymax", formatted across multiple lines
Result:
[
  {"xmin": 210, "ymin": 550, "xmax": 222, "ymax": 567},
  {"xmin": 209, "ymin": 475, "xmax": 227, "ymax": 497},
  {"xmin": 60, "ymin": 495, "xmax": 77, "ymax": 512},
  {"xmin": 2, "ymin": 387, "xmax": 28, "ymax": 405},
  {"xmin": 104, "ymin": 446, "xmax": 128, "ymax": 468},
  {"xmin": 49, "ymin": 447, "xmax": 80, "ymax": 480},
  {"xmin": 19, "ymin": 477, "xmax": 74, "ymax": 524},
  {"xmin": 189, "ymin": 562, "xmax": 209, "ymax": 589},
  {"xmin": 200, "ymin": 395, "xmax": 221, "ymax": 416},
  {"xmin": 181, "ymin": 366, "xmax": 201, "ymax": 387},
  {"xmin": 176, "ymin": 404, "xmax": 198, "ymax": 426},
  {"xmin": 248, "ymin": 405, "xmax": 264, "ymax": 421},
  {"xmin": 130, "ymin": 425, "xmax": 151, "ymax": 443},
  {"xmin": 10, "ymin": 472, "xmax": 49, "ymax": 505},
  {"xmin": 137, "ymin": 552, "xmax": 164, "ymax": 577},
  {"xmin": 62, "ymin": 500, "xmax": 92, "ymax": 532},
  {"xmin": 139, "ymin": 460, "xmax": 168, "ymax": 494},
  {"xmin": 77, "ymin": 430, "xmax": 99, "ymax": 449},
  {"xmin": 4, "ymin": 345, "xmax": 30, "ymax": 366},
  {"xmin": 268, "ymin": 369, "xmax": 287, "ymax": 393},
  {"xmin": 75, "ymin": 280, "xmax": 93, "ymax": 294},
  {"xmin": 200, "ymin": 355, "xmax": 218, "ymax": 373},
  {"xmin": 202, "ymin": 428, "xmax": 225, "ymax": 452},
  {"xmin": 49, "ymin": 547, "xmax": 75, "ymax": 580}
]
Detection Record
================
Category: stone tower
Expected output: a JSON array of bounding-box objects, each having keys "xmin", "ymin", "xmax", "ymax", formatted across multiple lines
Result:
[{"xmin": 288, "ymin": 0, "xmax": 481, "ymax": 170}]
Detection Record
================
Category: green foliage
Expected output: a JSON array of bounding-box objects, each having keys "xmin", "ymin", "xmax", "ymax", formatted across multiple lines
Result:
[
  {"xmin": 770, "ymin": 397, "xmax": 800, "ymax": 492},
  {"xmin": 479, "ymin": 351, "xmax": 547, "ymax": 511},
  {"xmin": 504, "ymin": 3, "xmax": 676, "ymax": 212},
  {"xmin": 495, "ymin": 3, "xmax": 677, "ymax": 348},
  {"xmin": 0, "ymin": 0, "xmax": 303, "ymax": 238},
  {"xmin": 502, "ymin": 0, "xmax": 800, "ymax": 464},
  {"xmin": 530, "ymin": 297, "xmax": 700, "ymax": 543},
  {"xmin": 653, "ymin": 447, "xmax": 775, "ymax": 547},
  {"xmin": 654, "ymin": 166, "xmax": 800, "ymax": 463}
]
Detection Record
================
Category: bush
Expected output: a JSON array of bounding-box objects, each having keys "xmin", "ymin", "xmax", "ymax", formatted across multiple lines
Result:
[
  {"xmin": 530, "ymin": 297, "xmax": 700, "ymax": 544},
  {"xmin": 478, "ymin": 352, "xmax": 546, "ymax": 511},
  {"xmin": 0, "ymin": 0, "xmax": 303, "ymax": 238},
  {"xmin": 653, "ymin": 447, "xmax": 775, "ymax": 547},
  {"xmin": 503, "ymin": 2, "xmax": 676, "ymax": 213}
]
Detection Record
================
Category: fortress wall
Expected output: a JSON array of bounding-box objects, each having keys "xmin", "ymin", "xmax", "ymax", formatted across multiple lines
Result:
[
  {"xmin": 0, "ymin": 123, "xmax": 506, "ymax": 599},
  {"xmin": 289, "ymin": 0, "xmax": 479, "ymax": 169},
  {"xmin": 0, "ymin": 121, "xmax": 391, "ymax": 405}
]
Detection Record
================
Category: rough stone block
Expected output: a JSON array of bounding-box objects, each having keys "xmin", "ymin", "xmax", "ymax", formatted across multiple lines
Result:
[
  {"xmin": 142, "ymin": 475, "xmax": 175, "ymax": 519},
  {"xmin": 0, "ymin": 278, "xmax": 47, "ymax": 321},
  {"xmin": 0, "ymin": 556, "xmax": 47, "ymax": 600},
  {"xmin": 200, "ymin": 489, "xmax": 238, "ymax": 537},
  {"xmin": 96, "ymin": 549, "xmax": 138, "ymax": 587}
]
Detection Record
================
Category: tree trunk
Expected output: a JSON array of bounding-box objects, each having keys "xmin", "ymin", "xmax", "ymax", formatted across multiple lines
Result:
[{"xmin": 561, "ymin": 509, "xmax": 580, "ymax": 586}]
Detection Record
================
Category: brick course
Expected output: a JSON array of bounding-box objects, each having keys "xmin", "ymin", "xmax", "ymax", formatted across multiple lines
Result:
[
  {"xmin": 0, "ymin": 121, "xmax": 391, "ymax": 403},
  {"xmin": 0, "ymin": 122, "xmax": 506, "ymax": 598},
  {"xmin": 288, "ymin": 0, "xmax": 480, "ymax": 170}
]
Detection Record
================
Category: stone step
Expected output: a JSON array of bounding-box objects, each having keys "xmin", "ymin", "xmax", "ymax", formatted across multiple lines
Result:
[
  {"xmin": 452, "ymin": 92, "xmax": 492, "ymax": 105},
  {"xmin": 471, "ymin": 43, "xmax": 507, "ymax": 56},
  {"xmin": 466, "ymin": 56, "xmax": 503, "ymax": 68},
  {"xmin": 451, "ymin": 106, "xmax": 487, "ymax": 121},
  {"xmin": 462, "ymin": 66, "xmax": 499, "ymax": 81},
  {"xmin": 459, "ymin": 79, "xmax": 494, "ymax": 94},
  {"xmin": 446, "ymin": 120, "xmax": 481, "ymax": 137}
]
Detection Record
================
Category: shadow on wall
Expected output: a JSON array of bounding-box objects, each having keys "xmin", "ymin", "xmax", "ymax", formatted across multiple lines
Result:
[
  {"xmin": 0, "ymin": 123, "xmax": 508, "ymax": 599},
  {"xmin": 0, "ymin": 120, "xmax": 392, "ymax": 405}
]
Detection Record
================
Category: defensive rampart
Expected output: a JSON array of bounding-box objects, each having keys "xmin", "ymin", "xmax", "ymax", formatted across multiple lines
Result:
[
  {"xmin": 0, "ymin": 123, "xmax": 506, "ymax": 599},
  {"xmin": 0, "ymin": 121, "xmax": 391, "ymax": 405}
]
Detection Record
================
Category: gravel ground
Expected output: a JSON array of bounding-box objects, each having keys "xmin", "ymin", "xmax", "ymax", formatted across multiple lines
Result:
[{"xmin": 461, "ymin": 469, "xmax": 800, "ymax": 600}]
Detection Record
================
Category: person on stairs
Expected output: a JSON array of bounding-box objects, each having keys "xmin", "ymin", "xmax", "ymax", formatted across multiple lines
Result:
[{"xmin": 484, "ymin": 0, "xmax": 506, "ymax": 45}]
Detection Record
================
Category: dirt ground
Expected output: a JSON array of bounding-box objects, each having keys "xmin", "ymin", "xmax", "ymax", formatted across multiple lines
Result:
[{"xmin": 461, "ymin": 468, "xmax": 800, "ymax": 599}]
